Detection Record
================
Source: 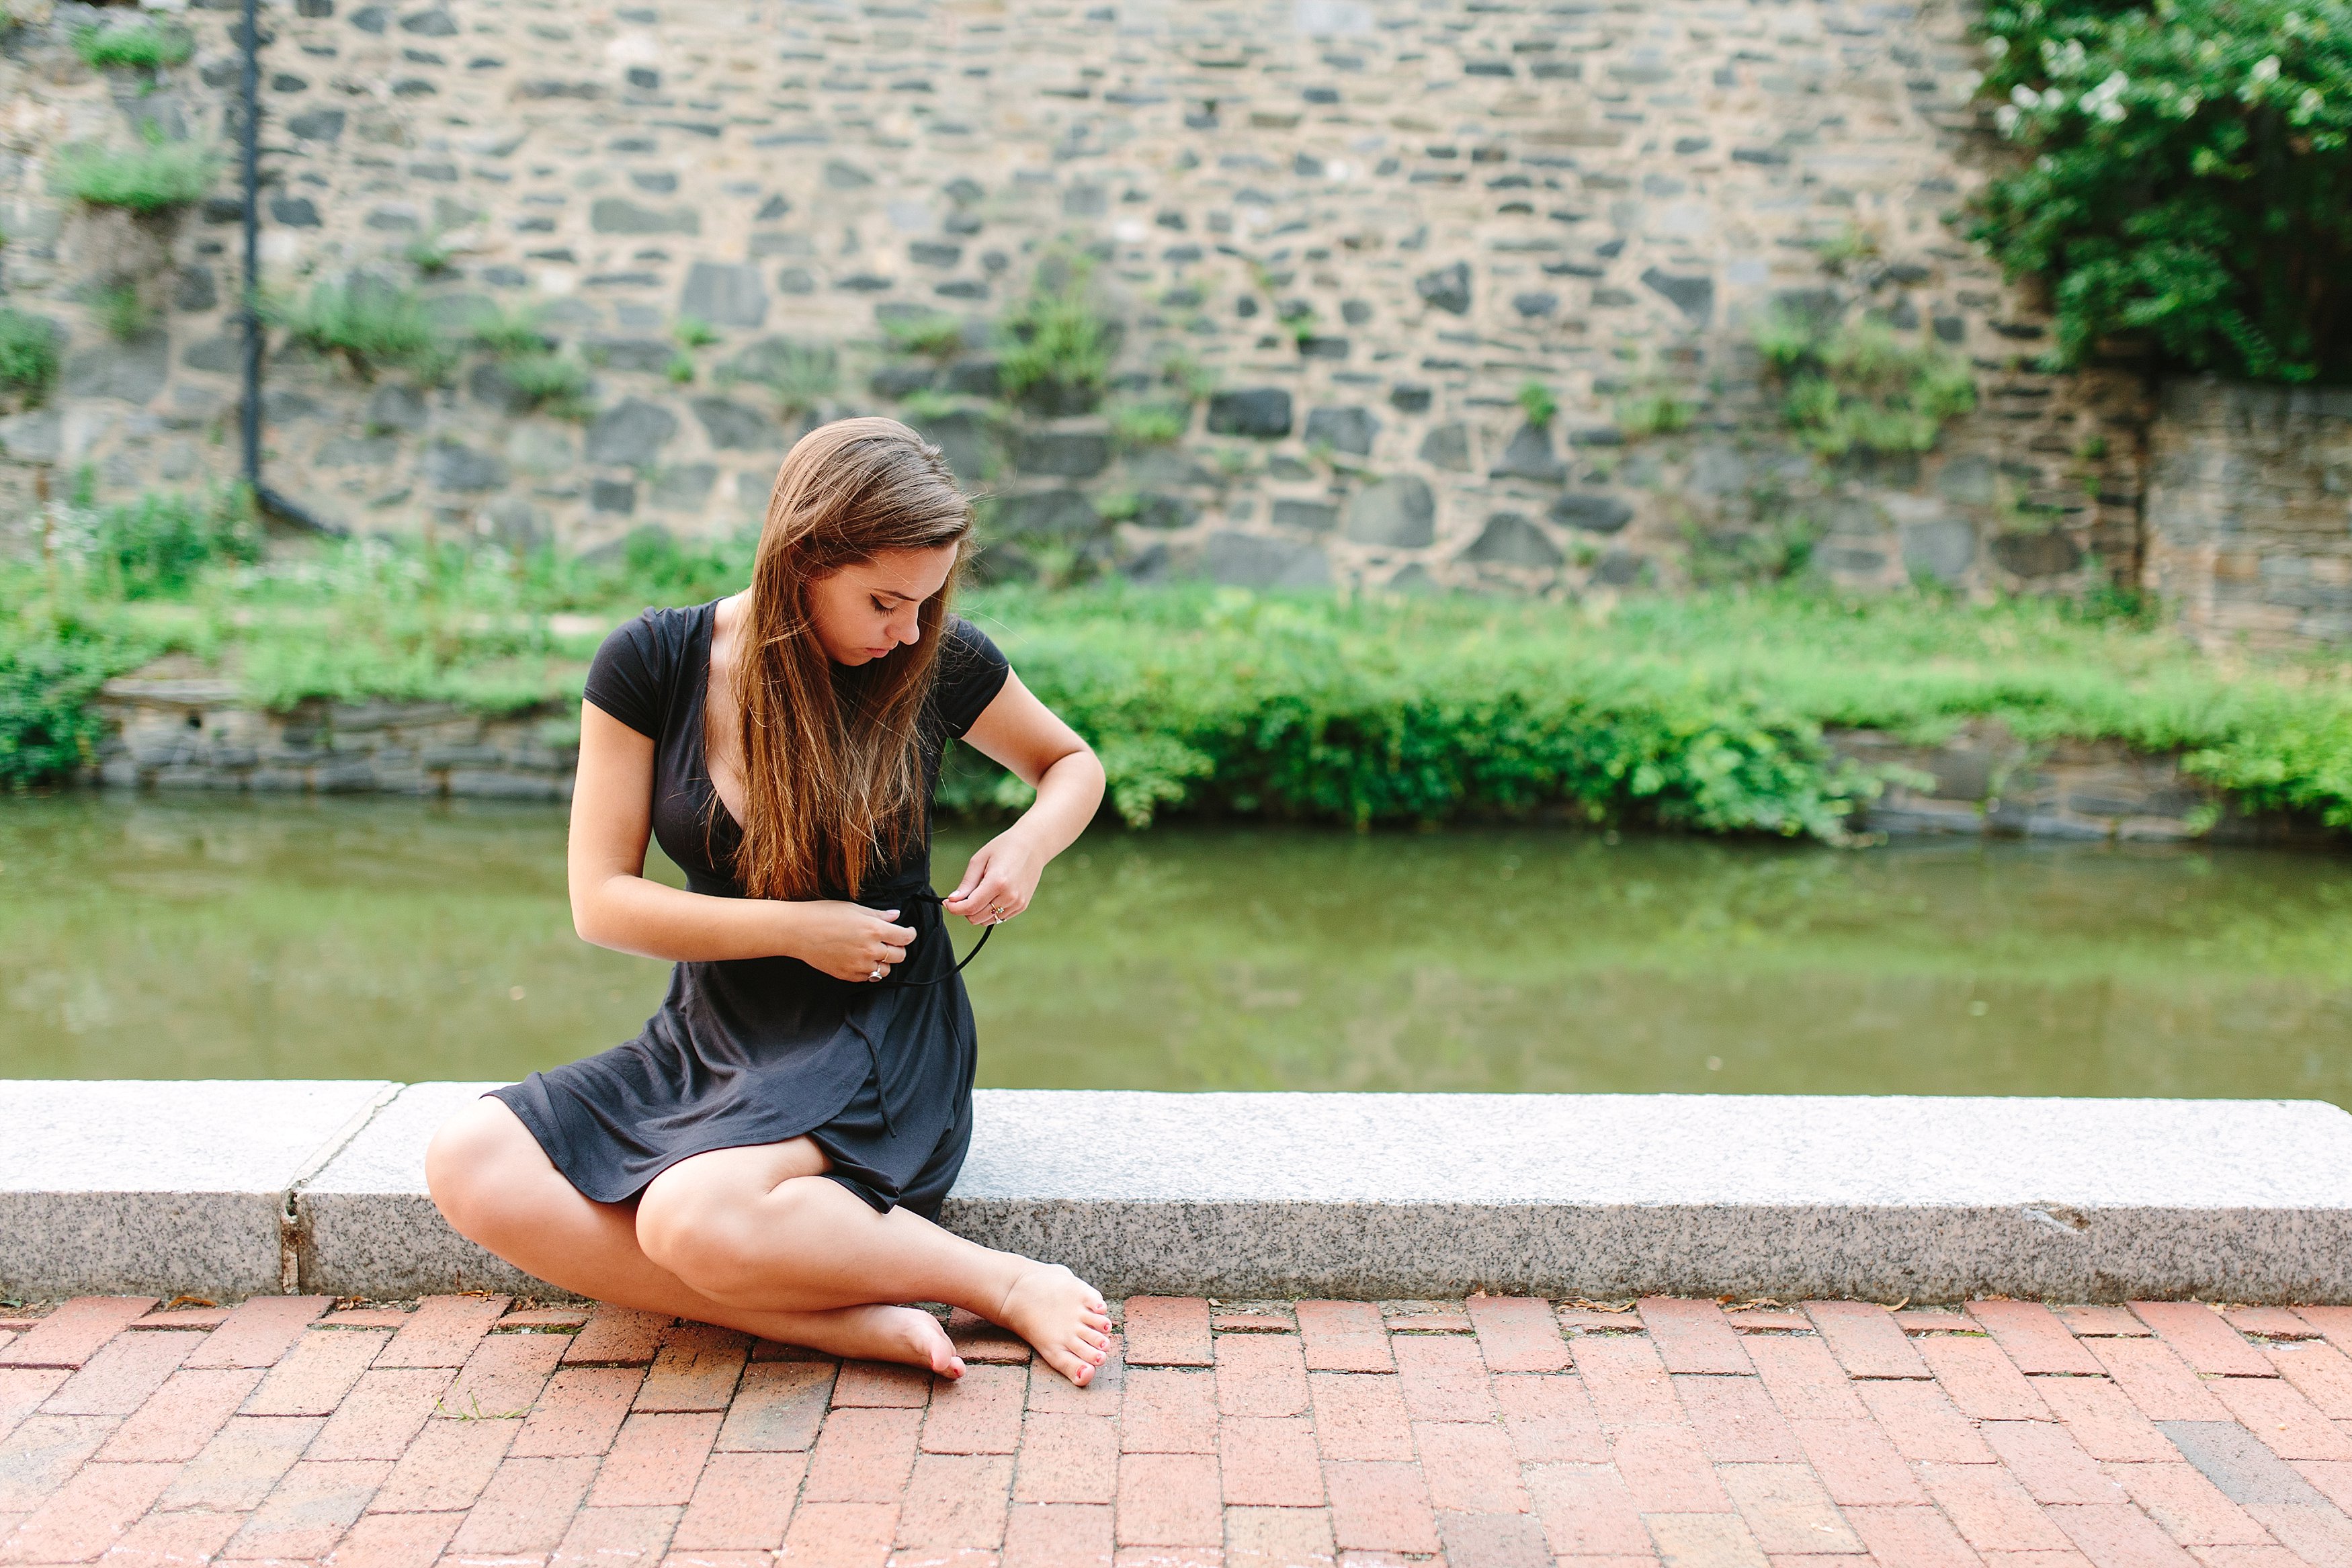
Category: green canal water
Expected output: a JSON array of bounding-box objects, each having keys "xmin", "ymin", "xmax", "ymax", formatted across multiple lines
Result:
[{"xmin": 1, "ymin": 793, "xmax": 2347, "ymax": 1102}]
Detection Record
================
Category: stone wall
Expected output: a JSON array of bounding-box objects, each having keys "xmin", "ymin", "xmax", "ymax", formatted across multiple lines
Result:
[
  {"xmin": 2143, "ymin": 379, "xmax": 2352, "ymax": 651},
  {"xmin": 0, "ymin": 0, "xmax": 2158, "ymax": 596},
  {"xmin": 97, "ymin": 677, "xmax": 578, "ymax": 797},
  {"xmin": 103, "ymin": 683, "xmax": 2335, "ymax": 844}
]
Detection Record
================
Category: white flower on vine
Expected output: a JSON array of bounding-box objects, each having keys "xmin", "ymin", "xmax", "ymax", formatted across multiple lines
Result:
[
  {"xmin": 1995, "ymin": 103, "xmax": 2023, "ymax": 134},
  {"xmin": 2080, "ymin": 71, "xmax": 2129, "ymax": 122},
  {"xmin": 1985, "ymin": 34, "xmax": 2011, "ymax": 58}
]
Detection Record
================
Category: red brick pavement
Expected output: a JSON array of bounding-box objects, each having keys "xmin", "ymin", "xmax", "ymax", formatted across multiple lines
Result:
[{"xmin": 2, "ymin": 1295, "xmax": 2350, "ymax": 1565}]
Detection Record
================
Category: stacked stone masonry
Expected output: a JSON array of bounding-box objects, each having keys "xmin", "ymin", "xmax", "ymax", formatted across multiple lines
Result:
[
  {"xmin": 103, "ymin": 679, "xmax": 2335, "ymax": 842},
  {"xmin": 0, "ymin": 0, "xmax": 2166, "ymax": 601},
  {"xmin": 2144, "ymin": 380, "xmax": 2352, "ymax": 652},
  {"xmin": 8, "ymin": 1292, "xmax": 2352, "ymax": 1565}
]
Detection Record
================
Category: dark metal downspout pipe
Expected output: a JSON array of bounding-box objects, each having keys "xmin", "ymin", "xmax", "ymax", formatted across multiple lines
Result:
[{"xmin": 237, "ymin": 0, "xmax": 341, "ymax": 536}]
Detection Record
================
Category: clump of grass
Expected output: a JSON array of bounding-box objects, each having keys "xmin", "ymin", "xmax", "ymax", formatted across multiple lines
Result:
[
  {"xmin": 275, "ymin": 279, "xmax": 448, "ymax": 382},
  {"xmin": 94, "ymin": 486, "xmax": 263, "ymax": 599},
  {"xmin": 471, "ymin": 304, "xmax": 549, "ymax": 359},
  {"xmin": 1093, "ymin": 489, "xmax": 1142, "ymax": 522},
  {"xmin": 404, "ymin": 234, "xmax": 455, "ymax": 276},
  {"xmin": 1109, "ymin": 400, "xmax": 1187, "ymax": 447},
  {"xmin": 73, "ymin": 19, "xmax": 194, "ymax": 71},
  {"xmin": 1159, "ymin": 352, "xmax": 1218, "ymax": 402},
  {"xmin": 739, "ymin": 343, "xmax": 837, "ymax": 416},
  {"xmin": 998, "ymin": 255, "xmax": 1116, "ymax": 412},
  {"xmin": 503, "ymin": 353, "xmax": 593, "ymax": 419},
  {"xmin": 1517, "ymin": 379, "xmax": 1558, "ymax": 427},
  {"xmin": 1757, "ymin": 312, "xmax": 1977, "ymax": 459},
  {"xmin": 0, "ymin": 308, "xmax": 60, "ymax": 406},
  {"xmin": 673, "ymin": 316, "xmax": 719, "ymax": 348},
  {"xmin": 665, "ymin": 353, "xmax": 695, "ymax": 384},
  {"xmin": 897, "ymin": 386, "xmax": 960, "ymax": 423},
  {"xmin": 95, "ymin": 284, "xmax": 152, "ymax": 341},
  {"xmin": 57, "ymin": 136, "xmax": 215, "ymax": 212},
  {"xmin": 882, "ymin": 312, "xmax": 965, "ymax": 359},
  {"xmin": 1616, "ymin": 390, "xmax": 1695, "ymax": 439}
]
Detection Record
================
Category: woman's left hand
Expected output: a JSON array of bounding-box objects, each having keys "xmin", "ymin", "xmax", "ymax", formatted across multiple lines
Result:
[{"xmin": 943, "ymin": 830, "xmax": 1046, "ymax": 928}]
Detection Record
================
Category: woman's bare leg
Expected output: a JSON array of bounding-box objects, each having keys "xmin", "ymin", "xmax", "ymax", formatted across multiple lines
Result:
[
  {"xmin": 425, "ymin": 1097, "xmax": 1109, "ymax": 1383},
  {"xmin": 630, "ymin": 1139, "xmax": 1111, "ymax": 1385}
]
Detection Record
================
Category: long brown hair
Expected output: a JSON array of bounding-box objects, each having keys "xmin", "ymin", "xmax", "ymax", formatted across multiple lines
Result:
[{"xmin": 734, "ymin": 417, "xmax": 974, "ymax": 900}]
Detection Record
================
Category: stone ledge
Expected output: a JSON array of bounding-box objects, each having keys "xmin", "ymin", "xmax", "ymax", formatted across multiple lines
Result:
[{"xmin": 4, "ymin": 1082, "xmax": 2349, "ymax": 1302}]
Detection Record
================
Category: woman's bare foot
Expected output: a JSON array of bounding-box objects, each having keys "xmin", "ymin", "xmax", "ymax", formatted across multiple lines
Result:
[
  {"xmin": 765, "ymin": 1303, "xmax": 964, "ymax": 1378},
  {"xmin": 996, "ymin": 1262, "xmax": 1113, "ymax": 1385}
]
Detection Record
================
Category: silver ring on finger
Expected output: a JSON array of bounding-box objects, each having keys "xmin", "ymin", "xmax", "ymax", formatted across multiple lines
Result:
[{"xmin": 870, "ymin": 965, "xmax": 884, "ymax": 981}]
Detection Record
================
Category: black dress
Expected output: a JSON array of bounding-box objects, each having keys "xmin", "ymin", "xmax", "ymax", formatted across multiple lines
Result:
[{"xmin": 491, "ymin": 599, "xmax": 1010, "ymax": 1221}]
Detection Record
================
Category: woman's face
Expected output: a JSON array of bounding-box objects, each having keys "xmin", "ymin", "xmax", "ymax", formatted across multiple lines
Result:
[{"xmin": 805, "ymin": 546, "xmax": 960, "ymax": 666}]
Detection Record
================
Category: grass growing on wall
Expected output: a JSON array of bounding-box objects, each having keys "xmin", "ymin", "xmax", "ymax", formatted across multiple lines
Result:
[
  {"xmin": 9, "ymin": 511, "xmax": 2352, "ymax": 834},
  {"xmin": 56, "ymin": 137, "xmax": 214, "ymax": 212}
]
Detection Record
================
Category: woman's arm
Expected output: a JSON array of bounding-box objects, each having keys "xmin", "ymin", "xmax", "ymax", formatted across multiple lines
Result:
[
  {"xmin": 939, "ymin": 670, "xmax": 1107, "ymax": 926},
  {"xmin": 567, "ymin": 703, "xmax": 917, "ymax": 979}
]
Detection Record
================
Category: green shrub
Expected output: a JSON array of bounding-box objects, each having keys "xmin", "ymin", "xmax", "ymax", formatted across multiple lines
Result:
[
  {"xmin": 998, "ymin": 257, "xmax": 1116, "ymax": 410},
  {"xmin": 1516, "ymin": 380, "xmax": 1558, "ymax": 427},
  {"xmin": 665, "ymin": 352, "xmax": 695, "ymax": 384},
  {"xmin": 276, "ymin": 279, "xmax": 447, "ymax": 382},
  {"xmin": 1109, "ymin": 400, "xmax": 1187, "ymax": 447},
  {"xmin": 93, "ymin": 488, "xmax": 263, "ymax": 599},
  {"xmin": 1757, "ymin": 314, "xmax": 1977, "ymax": 458},
  {"xmin": 72, "ymin": 19, "xmax": 193, "ymax": 70},
  {"xmin": 0, "ymin": 307, "xmax": 60, "ymax": 405},
  {"xmin": 1970, "ymin": 0, "xmax": 2352, "ymax": 382},
  {"xmin": 57, "ymin": 136, "xmax": 214, "ymax": 212},
  {"xmin": 882, "ymin": 312, "xmax": 967, "ymax": 358},
  {"xmin": 0, "ymin": 609, "xmax": 140, "ymax": 788},
  {"xmin": 673, "ymin": 316, "xmax": 720, "ymax": 348}
]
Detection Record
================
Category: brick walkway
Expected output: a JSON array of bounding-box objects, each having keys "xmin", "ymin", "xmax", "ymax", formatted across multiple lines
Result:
[{"xmin": 3, "ymin": 1295, "xmax": 2352, "ymax": 1567}]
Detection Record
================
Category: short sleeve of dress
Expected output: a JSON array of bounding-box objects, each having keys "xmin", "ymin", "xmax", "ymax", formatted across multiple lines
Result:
[
  {"xmin": 931, "ymin": 617, "xmax": 1012, "ymax": 739},
  {"xmin": 582, "ymin": 612, "xmax": 673, "ymax": 740}
]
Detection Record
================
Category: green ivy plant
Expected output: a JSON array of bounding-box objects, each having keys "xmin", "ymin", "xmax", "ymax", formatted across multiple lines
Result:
[{"xmin": 1970, "ymin": 0, "xmax": 2352, "ymax": 382}]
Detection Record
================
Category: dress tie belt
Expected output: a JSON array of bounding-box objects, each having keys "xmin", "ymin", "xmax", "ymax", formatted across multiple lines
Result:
[{"xmin": 854, "ymin": 885, "xmax": 991, "ymax": 990}]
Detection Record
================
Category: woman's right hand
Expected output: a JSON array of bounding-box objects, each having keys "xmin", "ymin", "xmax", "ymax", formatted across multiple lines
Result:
[{"xmin": 790, "ymin": 901, "xmax": 917, "ymax": 982}]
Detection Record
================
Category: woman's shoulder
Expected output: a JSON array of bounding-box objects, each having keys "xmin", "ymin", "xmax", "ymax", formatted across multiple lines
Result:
[
  {"xmin": 584, "ymin": 600, "xmax": 714, "ymax": 738},
  {"xmin": 930, "ymin": 613, "xmax": 1010, "ymax": 737}
]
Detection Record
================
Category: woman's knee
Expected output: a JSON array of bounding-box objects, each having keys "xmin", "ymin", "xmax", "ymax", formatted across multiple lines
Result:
[
  {"xmin": 425, "ymin": 1097, "xmax": 540, "ymax": 1241},
  {"xmin": 637, "ymin": 1162, "xmax": 823, "ymax": 1299}
]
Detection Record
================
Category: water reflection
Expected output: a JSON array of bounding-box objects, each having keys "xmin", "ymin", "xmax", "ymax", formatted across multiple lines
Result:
[{"xmin": 1, "ymin": 793, "xmax": 2347, "ymax": 1101}]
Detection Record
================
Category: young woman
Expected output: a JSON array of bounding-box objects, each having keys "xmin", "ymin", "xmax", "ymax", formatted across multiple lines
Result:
[{"xmin": 426, "ymin": 417, "xmax": 1113, "ymax": 1385}]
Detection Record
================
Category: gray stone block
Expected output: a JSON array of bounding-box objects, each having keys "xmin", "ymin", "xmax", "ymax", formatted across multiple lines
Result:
[
  {"xmin": 1205, "ymin": 532, "xmax": 1333, "ymax": 589},
  {"xmin": 1490, "ymin": 423, "xmax": 1568, "ymax": 483},
  {"xmin": 297, "ymin": 1082, "xmax": 551, "ymax": 1297},
  {"xmin": 589, "ymin": 399, "xmax": 680, "ymax": 466},
  {"xmin": 0, "ymin": 1080, "xmax": 397, "ymax": 1298},
  {"xmin": 1302, "ymin": 406, "xmax": 1378, "ymax": 457},
  {"xmin": 1463, "ymin": 511, "xmax": 1563, "ymax": 568},
  {"xmin": 62, "ymin": 331, "xmax": 169, "ymax": 403},
  {"xmin": 1415, "ymin": 261, "xmax": 1471, "ymax": 316},
  {"xmin": 679, "ymin": 262, "xmax": 768, "ymax": 329},
  {"xmin": 691, "ymin": 398, "xmax": 778, "ymax": 451},
  {"xmin": 1343, "ymin": 476, "xmax": 1435, "ymax": 547},
  {"xmin": 1206, "ymin": 388, "xmax": 1293, "ymax": 439},
  {"xmin": 590, "ymin": 198, "xmax": 699, "ymax": 236}
]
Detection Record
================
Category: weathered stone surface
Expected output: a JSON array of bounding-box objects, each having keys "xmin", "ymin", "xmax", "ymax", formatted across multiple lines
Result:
[
  {"xmin": 1463, "ymin": 511, "xmax": 1563, "ymax": 568},
  {"xmin": 587, "ymin": 398, "xmax": 679, "ymax": 466},
  {"xmin": 678, "ymin": 261, "xmax": 767, "ymax": 328},
  {"xmin": 1270, "ymin": 498, "xmax": 1337, "ymax": 533},
  {"xmin": 1343, "ymin": 476, "xmax": 1435, "ymax": 547},
  {"xmin": 650, "ymin": 463, "xmax": 716, "ymax": 508},
  {"xmin": 1990, "ymin": 529, "xmax": 2083, "ymax": 578},
  {"xmin": 1206, "ymin": 531, "xmax": 1332, "ymax": 589},
  {"xmin": 589, "ymin": 197, "xmax": 698, "ymax": 235},
  {"xmin": 1302, "ymin": 405, "xmax": 1377, "ymax": 456},
  {"xmin": 62, "ymin": 332, "xmax": 169, "ymax": 402},
  {"xmin": 1419, "ymin": 423, "xmax": 1470, "ymax": 471},
  {"xmin": 0, "ymin": 409, "xmax": 62, "ymax": 462},
  {"xmin": 1640, "ymin": 267, "xmax": 1714, "ymax": 326},
  {"xmin": 1900, "ymin": 516, "xmax": 1976, "ymax": 584},
  {"xmin": 422, "ymin": 439, "xmax": 507, "ymax": 491},
  {"xmin": 909, "ymin": 408, "xmax": 995, "ymax": 485},
  {"xmin": 1206, "ymin": 388, "xmax": 1292, "ymax": 438},
  {"xmin": 998, "ymin": 487, "xmax": 1099, "ymax": 537},
  {"xmin": 1016, "ymin": 426, "xmax": 1110, "ymax": 478},
  {"xmin": 1489, "ymin": 423, "xmax": 1567, "ymax": 482},
  {"xmin": 366, "ymin": 383, "xmax": 427, "ymax": 432},
  {"xmin": 691, "ymin": 396, "xmax": 777, "ymax": 450},
  {"xmin": 1415, "ymin": 261, "xmax": 1471, "ymax": 316},
  {"xmin": 1551, "ymin": 492, "xmax": 1634, "ymax": 534}
]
